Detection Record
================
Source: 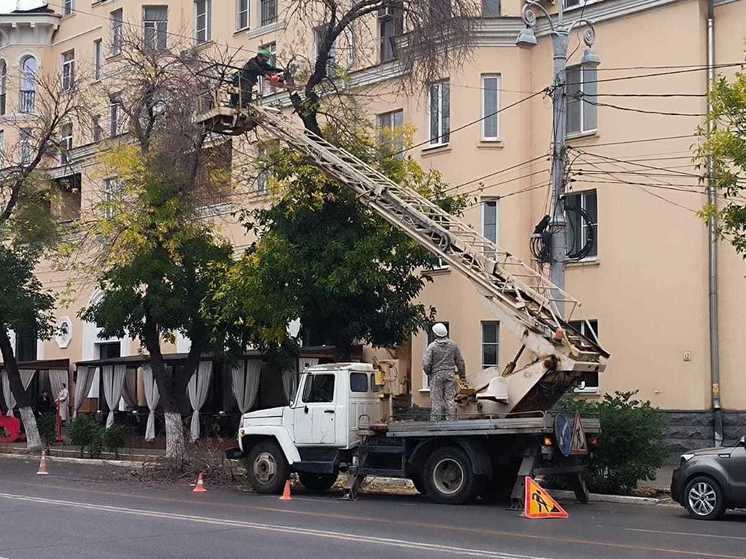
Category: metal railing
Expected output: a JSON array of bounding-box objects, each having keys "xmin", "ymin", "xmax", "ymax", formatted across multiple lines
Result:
[{"xmin": 19, "ymin": 90, "xmax": 35, "ymax": 113}]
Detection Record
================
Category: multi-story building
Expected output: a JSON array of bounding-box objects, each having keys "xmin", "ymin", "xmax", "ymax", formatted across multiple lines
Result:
[{"xmin": 1, "ymin": 0, "xmax": 745, "ymax": 448}]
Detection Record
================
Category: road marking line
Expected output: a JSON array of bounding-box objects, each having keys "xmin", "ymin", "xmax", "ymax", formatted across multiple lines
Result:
[
  {"xmin": 0, "ymin": 492, "xmax": 546, "ymax": 559},
  {"xmin": 626, "ymin": 528, "xmax": 746, "ymax": 542}
]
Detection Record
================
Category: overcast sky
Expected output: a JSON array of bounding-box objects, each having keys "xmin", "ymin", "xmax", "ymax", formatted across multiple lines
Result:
[{"xmin": 0, "ymin": 1, "xmax": 47, "ymax": 14}]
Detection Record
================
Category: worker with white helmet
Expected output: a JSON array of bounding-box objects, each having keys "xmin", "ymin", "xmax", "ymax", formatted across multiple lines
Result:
[{"xmin": 423, "ymin": 323, "xmax": 466, "ymax": 421}]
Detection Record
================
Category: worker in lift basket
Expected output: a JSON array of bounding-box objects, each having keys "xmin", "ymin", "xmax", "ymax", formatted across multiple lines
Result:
[
  {"xmin": 423, "ymin": 323, "xmax": 466, "ymax": 421},
  {"xmin": 230, "ymin": 48, "xmax": 283, "ymax": 109}
]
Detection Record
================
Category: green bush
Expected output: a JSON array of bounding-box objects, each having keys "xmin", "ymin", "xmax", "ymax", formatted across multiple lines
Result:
[
  {"xmin": 37, "ymin": 414, "xmax": 57, "ymax": 448},
  {"xmin": 558, "ymin": 390, "xmax": 668, "ymax": 495},
  {"xmin": 102, "ymin": 424, "xmax": 128, "ymax": 459},
  {"xmin": 0, "ymin": 426, "xmax": 7, "ymax": 438},
  {"xmin": 70, "ymin": 414, "xmax": 103, "ymax": 458}
]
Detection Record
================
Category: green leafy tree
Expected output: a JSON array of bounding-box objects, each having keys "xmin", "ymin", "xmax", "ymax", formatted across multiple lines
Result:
[
  {"xmin": 221, "ymin": 131, "xmax": 465, "ymax": 360},
  {"xmin": 698, "ymin": 71, "xmax": 746, "ymax": 254}
]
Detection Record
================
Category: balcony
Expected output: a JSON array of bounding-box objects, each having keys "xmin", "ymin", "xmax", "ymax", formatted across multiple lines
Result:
[{"xmin": 19, "ymin": 90, "xmax": 35, "ymax": 113}]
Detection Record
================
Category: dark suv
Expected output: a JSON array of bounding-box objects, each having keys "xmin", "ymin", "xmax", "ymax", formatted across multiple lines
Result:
[{"xmin": 671, "ymin": 436, "xmax": 746, "ymax": 520}]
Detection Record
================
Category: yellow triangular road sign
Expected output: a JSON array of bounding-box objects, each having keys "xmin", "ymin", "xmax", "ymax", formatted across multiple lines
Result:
[{"xmin": 523, "ymin": 476, "xmax": 568, "ymax": 519}]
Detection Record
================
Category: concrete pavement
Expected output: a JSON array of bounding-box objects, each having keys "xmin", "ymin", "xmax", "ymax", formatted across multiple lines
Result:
[{"xmin": 0, "ymin": 456, "xmax": 744, "ymax": 559}]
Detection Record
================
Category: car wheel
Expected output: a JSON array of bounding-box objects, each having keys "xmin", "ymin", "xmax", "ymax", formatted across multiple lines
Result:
[
  {"xmin": 423, "ymin": 446, "xmax": 479, "ymax": 505},
  {"xmin": 684, "ymin": 476, "xmax": 725, "ymax": 520},
  {"xmin": 299, "ymin": 472, "xmax": 338, "ymax": 493},
  {"xmin": 247, "ymin": 440, "xmax": 289, "ymax": 494}
]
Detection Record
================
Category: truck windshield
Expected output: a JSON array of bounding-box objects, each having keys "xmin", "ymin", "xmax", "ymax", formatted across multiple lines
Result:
[{"xmin": 302, "ymin": 374, "xmax": 335, "ymax": 403}]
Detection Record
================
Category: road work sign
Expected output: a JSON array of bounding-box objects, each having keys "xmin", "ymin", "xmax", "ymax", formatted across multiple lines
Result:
[
  {"xmin": 570, "ymin": 413, "xmax": 588, "ymax": 455},
  {"xmin": 523, "ymin": 476, "xmax": 568, "ymax": 519}
]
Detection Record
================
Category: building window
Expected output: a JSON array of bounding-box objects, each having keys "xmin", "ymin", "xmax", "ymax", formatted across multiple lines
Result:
[
  {"xmin": 0, "ymin": 60, "xmax": 6, "ymax": 116},
  {"xmin": 260, "ymin": 0, "xmax": 277, "ymax": 26},
  {"xmin": 567, "ymin": 64, "xmax": 597, "ymax": 135},
  {"xmin": 60, "ymin": 122, "xmax": 73, "ymax": 164},
  {"xmin": 144, "ymin": 6, "xmax": 168, "ymax": 50},
  {"xmin": 565, "ymin": 189, "xmax": 598, "ymax": 259},
  {"xmin": 569, "ymin": 320, "xmax": 599, "ymax": 391},
  {"xmin": 0, "ymin": 130, "xmax": 4, "ymax": 159},
  {"xmin": 62, "ymin": 50, "xmax": 75, "ymax": 91},
  {"xmin": 110, "ymin": 95, "xmax": 124, "ymax": 137},
  {"xmin": 111, "ymin": 9, "xmax": 123, "ymax": 56},
  {"xmin": 19, "ymin": 55, "xmax": 37, "ymax": 113},
  {"xmin": 564, "ymin": 0, "xmax": 583, "ymax": 8},
  {"xmin": 94, "ymin": 39, "xmax": 103, "ymax": 80},
  {"xmin": 20, "ymin": 128, "xmax": 33, "ymax": 165},
  {"xmin": 377, "ymin": 109, "xmax": 404, "ymax": 158},
  {"xmin": 428, "ymin": 80, "xmax": 450, "ymax": 147},
  {"xmin": 92, "ymin": 115, "xmax": 103, "ymax": 143},
  {"xmin": 481, "ymin": 73, "xmax": 500, "ymax": 140},
  {"xmin": 314, "ymin": 24, "xmax": 337, "ymax": 77},
  {"xmin": 482, "ymin": 0, "xmax": 500, "ymax": 16},
  {"xmin": 63, "ymin": 0, "xmax": 74, "ymax": 16},
  {"xmin": 422, "ymin": 322, "xmax": 449, "ymax": 390},
  {"xmin": 378, "ymin": 3, "xmax": 403, "ymax": 63},
  {"xmin": 236, "ymin": 0, "xmax": 249, "ymax": 30},
  {"xmin": 97, "ymin": 341, "xmax": 121, "ymax": 360},
  {"xmin": 194, "ymin": 0, "xmax": 212, "ymax": 43},
  {"xmin": 481, "ymin": 198, "xmax": 498, "ymax": 257},
  {"xmin": 258, "ymin": 42, "xmax": 277, "ymax": 96},
  {"xmin": 103, "ymin": 177, "xmax": 122, "ymax": 219},
  {"xmin": 15, "ymin": 327, "xmax": 38, "ymax": 362},
  {"xmin": 481, "ymin": 321, "xmax": 499, "ymax": 369}
]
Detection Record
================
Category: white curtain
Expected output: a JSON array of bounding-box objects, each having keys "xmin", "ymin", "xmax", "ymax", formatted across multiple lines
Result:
[
  {"xmin": 187, "ymin": 361, "xmax": 212, "ymax": 442},
  {"xmin": 102, "ymin": 364, "xmax": 127, "ymax": 428},
  {"xmin": 48, "ymin": 369, "xmax": 69, "ymax": 421},
  {"xmin": 1, "ymin": 369, "xmax": 35, "ymax": 416},
  {"xmin": 231, "ymin": 360, "xmax": 261, "ymax": 414},
  {"xmin": 74, "ymin": 366, "xmax": 96, "ymax": 417},
  {"xmin": 142, "ymin": 364, "xmax": 160, "ymax": 442}
]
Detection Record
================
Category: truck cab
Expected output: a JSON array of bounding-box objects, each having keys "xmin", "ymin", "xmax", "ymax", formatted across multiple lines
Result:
[{"xmin": 237, "ymin": 363, "xmax": 382, "ymax": 493}]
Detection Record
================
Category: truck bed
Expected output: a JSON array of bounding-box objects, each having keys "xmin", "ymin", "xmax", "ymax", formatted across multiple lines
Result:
[{"xmin": 382, "ymin": 414, "xmax": 600, "ymax": 438}]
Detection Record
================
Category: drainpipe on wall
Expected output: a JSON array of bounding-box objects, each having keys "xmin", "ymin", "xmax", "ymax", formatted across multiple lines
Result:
[{"xmin": 706, "ymin": 0, "xmax": 723, "ymax": 448}]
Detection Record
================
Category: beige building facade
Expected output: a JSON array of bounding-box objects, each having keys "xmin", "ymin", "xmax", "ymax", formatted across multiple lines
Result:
[{"xmin": 1, "ymin": 0, "xmax": 745, "ymax": 447}]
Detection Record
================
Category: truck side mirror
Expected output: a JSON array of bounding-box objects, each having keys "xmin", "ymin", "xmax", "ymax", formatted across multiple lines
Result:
[{"xmin": 739, "ymin": 435, "xmax": 746, "ymax": 447}]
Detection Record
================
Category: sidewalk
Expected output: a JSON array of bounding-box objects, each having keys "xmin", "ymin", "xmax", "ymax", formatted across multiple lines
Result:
[{"xmin": 0, "ymin": 442, "xmax": 165, "ymax": 462}]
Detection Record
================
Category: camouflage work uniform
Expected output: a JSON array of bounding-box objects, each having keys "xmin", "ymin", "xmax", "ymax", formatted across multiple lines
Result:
[{"xmin": 423, "ymin": 338, "xmax": 466, "ymax": 421}]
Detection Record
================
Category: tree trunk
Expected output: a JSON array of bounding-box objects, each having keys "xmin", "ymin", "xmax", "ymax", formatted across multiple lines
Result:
[
  {"xmin": 0, "ymin": 328, "xmax": 41, "ymax": 450},
  {"xmin": 163, "ymin": 411, "xmax": 186, "ymax": 462}
]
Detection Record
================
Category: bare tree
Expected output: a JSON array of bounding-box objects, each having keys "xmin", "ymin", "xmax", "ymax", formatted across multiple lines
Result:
[
  {"xmin": 0, "ymin": 66, "xmax": 91, "ymax": 450},
  {"xmin": 279, "ymin": 0, "xmax": 479, "ymax": 135}
]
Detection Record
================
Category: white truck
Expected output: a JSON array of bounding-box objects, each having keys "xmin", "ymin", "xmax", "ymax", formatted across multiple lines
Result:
[
  {"xmin": 196, "ymin": 79, "xmax": 608, "ymax": 505},
  {"xmin": 234, "ymin": 362, "xmax": 599, "ymax": 504}
]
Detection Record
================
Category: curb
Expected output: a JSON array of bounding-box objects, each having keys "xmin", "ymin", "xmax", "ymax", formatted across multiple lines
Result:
[
  {"xmin": 0, "ymin": 452, "xmax": 145, "ymax": 468},
  {"xmin": 551, "ymin": 489, "xmax": 663, "ymax": 505}
]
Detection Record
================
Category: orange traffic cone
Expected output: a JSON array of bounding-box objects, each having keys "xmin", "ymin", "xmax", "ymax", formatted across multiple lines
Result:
[
  {"xmin": 279, "ymin": 478, "xmax": 292, "ymax": 501},
  {"xmin": 37, "ymin": 450, "xmax": 49, "ymax": 475},
  {"xmin": 193, "ymin": 472, "xmax": 207, "ymax": 493}
]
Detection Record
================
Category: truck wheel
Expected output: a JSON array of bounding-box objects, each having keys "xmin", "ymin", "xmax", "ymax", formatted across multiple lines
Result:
[
  {"xmin": 247, "ymin": 440, "xmax": 289, "ymax": 494},
  {"xmin": 299, "ymin": 473, "xmax": 338, "ymax": 493},
  {"xmin": 684, "ymin": 476, "xmax": 725, "ymax": 520},
  {"xmin": 423, "ymin": 446, "xmax": 478, "ymax": 505}
]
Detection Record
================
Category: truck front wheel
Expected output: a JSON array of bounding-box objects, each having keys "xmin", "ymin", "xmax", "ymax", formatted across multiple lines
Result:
[
  {"xmin": 423, "ymin": 446, "xmax": 479, "ymax": 505},
  {"xmin": 246, "ymin": 440, "xmax": 289, "ymax": 494},
  {"xmin": 299, "ymin": 473, "xmax": 338, "ymax": 493}
]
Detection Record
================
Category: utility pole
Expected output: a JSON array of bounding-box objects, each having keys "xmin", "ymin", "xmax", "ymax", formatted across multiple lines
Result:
[{"xmin": 516, "ymin": 1, "xmax": 598, "ymax": 318}]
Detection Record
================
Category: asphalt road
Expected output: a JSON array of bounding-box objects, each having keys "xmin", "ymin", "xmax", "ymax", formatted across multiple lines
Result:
[{"xmin": 1, "ymin": 456, "xmax": 745, "ymax": 559}]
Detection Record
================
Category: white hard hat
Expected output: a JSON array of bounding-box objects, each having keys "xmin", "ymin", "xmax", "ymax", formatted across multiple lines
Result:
[{"xmin": 432, "ymin": 323, "xmax": 448, "ymax": 338}]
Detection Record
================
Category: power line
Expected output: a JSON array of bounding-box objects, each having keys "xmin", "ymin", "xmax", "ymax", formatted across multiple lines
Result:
[
  {"xmin": 570, "ymin": 134, "xmax": 699, "ymax": 148},
  {"xmin": 594, "ymin": 92, "xmax": 707, "ymax": 98},
  {"xmin": 445, "ymin": 153, "xmax": 549, "ymax": 192},
  {"xmin": 565, "ymin": 62, "xmax": 746, "ymax": 86},
  {"xmin": 458, "ymin": 169, "xmax": 550, "ymax": 198},
  {"xmin": 464, "ymin": 183, "xmax": 548, "ymax": 209},
  {"xmin": 572, "ymin": 149, "xmax": 701, "ymax": 178},
  {"xmin": 594, "ymin": 62, "xmax": 745, "ymax": 71},
  {"xmin": 580, "ymin": 97, "xmax": 706, "ymax": 117}
]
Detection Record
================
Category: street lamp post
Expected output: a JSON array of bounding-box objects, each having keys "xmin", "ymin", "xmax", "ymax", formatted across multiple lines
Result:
[{"xmin": 516, "ymin": 1, "xmax": 598, "ymax": 319}]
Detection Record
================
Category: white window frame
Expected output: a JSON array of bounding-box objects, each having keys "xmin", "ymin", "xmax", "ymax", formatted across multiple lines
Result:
[
  {"xmin": 377, "ymin": 109, "xmax": 404, "ymax": 157},
  {"xmin": 92, "ymin": 114, "xmax": 103, "ymax": 143},
  {"xmin": 566, "ymin": 63, "xmax": 598, "ymax": 137},
  {"xmin": 314, "ymin": 24, "xmax": 338, "ymax": 77},
  {"xmin": 103, "ymin": 177, "xmax": 122, "ymax": 219},
  {"xmin": 0, "ymin": 59, "xmax": 7, "ymax": 116},
  {"xmin": 260, "ymin": 0, "xmax": 278, "ymax": 26},
  {"xmin": 481, "ymin": 198, "xmax": 499, "ymax": 253},
  {"xmin": 63, "ymin": 0, "xmax": 74, "ymax": 16},
  {"xmin": 20, "ymin": 128, "xmax": 33, "ymax": 166},
  {"xmin": 94, "ymin": 39, "xmax": 103, "ymax": 80},
  {"xmin": 378, "ymin": 5, "xmax": 402, "ymax": 64},
  {"xmin": 481, "ymin": 321, "xmax": 499, "ymax": 369},
  {"xmin": 61, "ymin": 50, "xmax": 75, "ymax": 91},
  {"xmin": 427, "ymin": 80, "xmax": 450, "ymax": 147},
  {"xmin": 571, "ymin": 320, "xmax": 600, "ymax": 392},
  {"xmin": 0, "ymin": 129, "xmax": 5, "ymax": 160},
  {"xmin": 110, "ymin": 9, "xmax": 123, "ymax": 56},
  {"xmin": 236, "ymin": 0, "xmax": 249, "ymax": 31},
  {"xmin": 143, "ymin": 6, "xmax": 168, "ymax": 51},
  {"xmin": 481, "ymin": 73, "xmax": 501, "ymax": 141},
  {"xmin": 194, "ymin": 0, "xmax": 212, "ymax": 44},
  {"xmin": 110, "ymin": 95, "xmax": 124, "ymax": 137},
  {"xmin": 566, "ymin": 189, "xmax": 598, "ymax": 260},
  {"xmin": 60, "ymin": 122, "xmax": 73, "ymax": 164}
]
